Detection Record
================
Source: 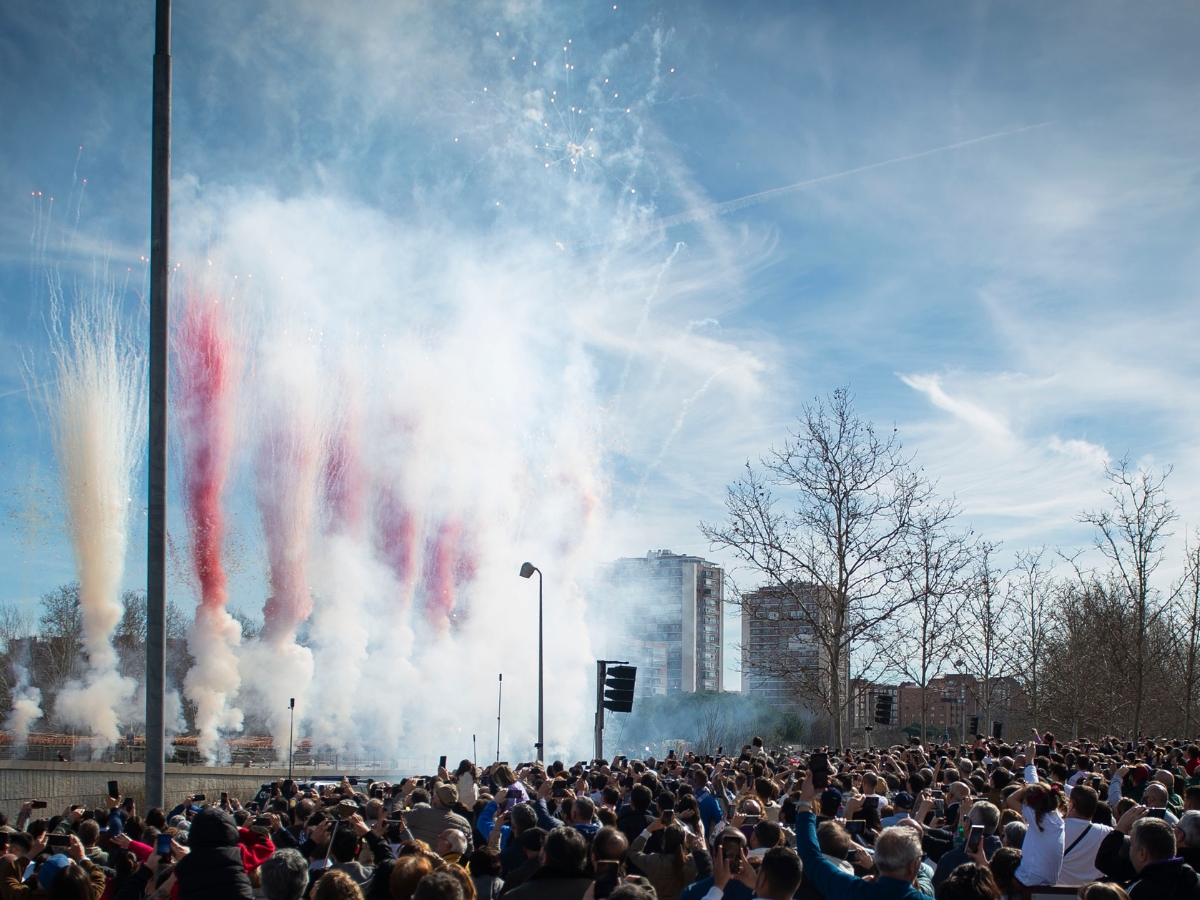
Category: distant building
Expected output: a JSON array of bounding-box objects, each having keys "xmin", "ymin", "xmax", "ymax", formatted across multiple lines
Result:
[
  {"xmin": 739, "ymin": 582, "xmax": 832, "ymax": 715},
  {"xmin": 890, "ymin": 673, "xmax": 1021, "ymax": 737},
  {"xmin": 590, "ymin": 550, "xmax": 723, "ymax": 695}
]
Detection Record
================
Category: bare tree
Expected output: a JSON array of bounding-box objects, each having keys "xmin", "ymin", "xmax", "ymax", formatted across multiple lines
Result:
[
  {"xmin": 1174, "ymin": 534, "xmax": 1200, "ymax": 738},
  {"xmin": 953, "ymin": 540, "xmax": 1015, "ymax": 736},
  {"xmin": 1009, "ymin": 548, "xmax": 1055, "ymax": 733},
  {"xmin": 702, "ymin": 388, "xmax": 928, "ymax": 746},
  {"xmin": 882, "ymin": 501, "xmax": 972, "ymax": 742},
  {"xmin": 1078, "ymin": 458, "xmax": 1176, "ymax": 739}
]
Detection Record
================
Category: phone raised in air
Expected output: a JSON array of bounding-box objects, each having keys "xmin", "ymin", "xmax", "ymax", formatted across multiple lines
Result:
[
  {"xmin": 809, "ymin": 751, "xmax": 831, "ymax": 789},
  {"xmin": 844, "ymin": 820, "xmax": 866, "ymax": 836},
  {"xmin": 46, "ymin": 834, "xmax": 70, "ymax": 849},
  {"xmin": 108, "ymin": 781, "xmax": 120, "ymax": 800},
  {"xmin": 721, "ymin": 837, "xmax": 743, "ymax": 875},
  {"xmin": 967, "ymin": 825, "xmax": 985, "ymax": 853},
  {"xmin": 156, "ymin": 832, "xmax": 173, "ymax": 860},
  {"xmin": 439, "ymin": 755, "xmax": 447, "ymax": 770},
  {"xmin": 30, "ymin": 800, "xmax": 48, "ymax": 810}
]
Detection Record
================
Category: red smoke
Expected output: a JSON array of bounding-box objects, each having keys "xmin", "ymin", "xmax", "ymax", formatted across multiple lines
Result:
[
  {"xmin": 324, "ymin": 400, "xmax": 364, "ymax": 536},
  {"xmin": 175, "ymin": 290, "xmax": 237, "ymax": 614},
  {"xmin": 377, "ymin": 488, "xmax": 418, "ymax": 594},
  {"xmin": 422, "ymin": 520, "xmax": 478, "ymax": 630}
]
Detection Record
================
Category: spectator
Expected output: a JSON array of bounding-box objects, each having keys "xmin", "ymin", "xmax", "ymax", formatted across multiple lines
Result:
[
  {"xmin": 467, "ymin": 847, "xmax": 504, "ymax": 900},
  {"xmin": 1001, "ymin": 822, "xmax": 1025, "ymax": 850},
  {"xmin": 935, "ymin": 863, "xmax": 1000, "ymax": 900},
  {"xmin": 1057, "ymin": 786, "xmax": 1113, "ymax": 887},
  {"xmin": 988, "ymin": 848, "xmax": 1022, "ymax": 900},
  {"xmin": 313, "ymin": 869, "xmax": 365, "ymax": 900},
  {"xmin": 390, "ymin": 855, "xmax": 437, "ymax": 900},
  {"xmin": 406, "ymin": 787, "xmax": 473, "ymax": 852},
  {"xmin": 504, "ymin": 826, "xmax": 592, "ymax": 900},
  {"xmin": 1096, "ymin": 813, "xmax": 1200, "ymax": 900},
  {"xmin": 932, "ymin": 802, "xmax": 1002, "ymax": 888},
  {"xmin": 1178, "ymin": 811, "xmax": 1200, "ymax": 871},
  {"xmin": 412, "ymin": 871, "xmax": 466, "ymax": 900},
  {"xmin": 1076, "ymin": 885, "xmax": 1130, "ymax": 900},
  {"xmin": 627, "ymin": 816, "xmax": 699, "ymax": 900},
  {"xmin": 1005, "ymin": 770, "xmax": 1065, "ymax": 886},
  {"xmin": 174, "ymin": 806, "xmax": 264, "ymax": 899},
  {"xmin": 260, "ymin": 848, "xmax": 309, "ymax": 900}
]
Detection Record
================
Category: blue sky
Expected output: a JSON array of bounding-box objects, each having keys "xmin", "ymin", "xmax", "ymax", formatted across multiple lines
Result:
[{"xmin": 3, "ymin": 1, "xmax": 1200, "ymax": 695}]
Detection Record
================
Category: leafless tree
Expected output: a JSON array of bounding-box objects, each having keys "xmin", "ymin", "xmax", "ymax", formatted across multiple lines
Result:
[
  {"xmin": 1173, "ymin": 533, "xmax": 1200, "ymax": 738},
  {"xmin": 1009, "ymin": 548, "xmax": 1055, "ymax": 733},
  {"xmin": 882, "ymin": 501, "xmax": 972, "ymax": 742},
  {"xmin": 953, "ymin": 540, "xmax": 1016, "ymax": 736},
  {"xmin": 1078, "ymin": 458, "xmax": 1176, "ymax": 738},
  {"xmin": 702, "ymin": 388, "xmax": 929, "ymax": 746}
]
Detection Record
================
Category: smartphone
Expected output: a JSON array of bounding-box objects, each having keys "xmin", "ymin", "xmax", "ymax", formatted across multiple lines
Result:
[
  {"xmin": 1147, "ymin": 808, "xmax": 1167, "ymax": 819},
  {"xmin": 810, "ymin": 752, "xmax": 831, "ymax": 789},
  {"xmin": 1092, "ymin": 776, "xmax": 1103, "ymax": 789},
  {"xmin": 192, "ymin": 794, "xmax": 206, "ymax": 802},
  {"xmin": 1036, "ymin": 745, "xmax": 1051, "ymax": 758},
  {"xmin": 717, "ymin": 747, "xmax": 724, "ymax": 755},
  {"xmin": 594, "ymin": 861, "xmax": 622, "ymax": 899},
  {"xmin": 662, "ymin": 809, "xmax": 674, "ymax": 825},
  {"xmin": 504, "ymin": 786, "xmax": 522, "ymax": 811},
  {"xmin": 255, "ymin": 816, "xmax": 271, "ymax": 827},
  {"xmin": 46, "ymin": 834, "xmax": 70, "ymax": 849},
  {"xmin": 156, "ymin": 832, "xmax": 173, "ymax": 860},
  {"xmin": 967, "ymin": 825, "xmax": 985, "ymax": 853},
  {"xmin": 845, "ymin": 820, "xmax": 866, "ymax": 835},
  {"xmin": 31, "ymin": 800, "xmax": 48, "ymax": 810},
  {"xmin": 722, "ymin": 837, "xmax": 743, "ymax": 875},
  {"xmin": 552, "ymin": 783, "xmax": 570, "ymax": 798},
  {"xmin": 221, "ymin": 792, "xmax": 229, "ymax": 805},
  {"xmin": 439, "ymin": 755, "xmax": 448, "ymax": 770},
  {"xmin": 864, "ymin": 796, "xmax": 879, "ymax": 809},
  {"xmin": 743, "ymin": 814, "xmax": 760, "ymax": 826},
  {"xmin": 386, "ymin": 822, "xmax": 404, "ymax": 843},
  {"xmin": 108, "ymin": 781, "xmax": 120, "ymax": 800}
]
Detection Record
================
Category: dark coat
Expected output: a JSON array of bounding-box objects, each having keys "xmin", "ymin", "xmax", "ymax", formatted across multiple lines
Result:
[
  {"xmin": 174, "ymin": 807, "xmax": 255, "ymax": 900},
  {"xmin": 1126, "ymin": 858, "xmax": 1200, "ymax": 900},
  {"xmin": 502, "ymin": 866, "xmax": 592, "ymax": 900}
]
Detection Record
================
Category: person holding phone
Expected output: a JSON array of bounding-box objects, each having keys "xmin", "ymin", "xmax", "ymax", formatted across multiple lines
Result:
[
  {"xmin": 173, "ymin": 806, "xmax": 273, "ymax": 900},
  {"xmin": 626, "ymin": 812, "xmax": 699, "ymax": 900},
  {"xmin": 930, "ymin": 801, "xmax": 1002, "ymax": 888}
]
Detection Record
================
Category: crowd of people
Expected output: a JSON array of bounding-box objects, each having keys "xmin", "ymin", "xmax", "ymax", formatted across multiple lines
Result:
[{"xmin": 2, "ymin": 731, "xmax": 1200, "ymax": 900}]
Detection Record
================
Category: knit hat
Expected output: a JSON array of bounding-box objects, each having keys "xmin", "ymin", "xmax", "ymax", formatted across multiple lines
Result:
[
  {"xmin": 436, "ymin": 785, "xmax": 459, "ymax": 806},
  {"xmin": 37, "ymin": 855, "xmax": 73, "ymax": 890}
]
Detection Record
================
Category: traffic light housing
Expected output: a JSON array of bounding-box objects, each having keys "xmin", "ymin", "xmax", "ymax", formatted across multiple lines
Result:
[
  {"xmin": 603, "ymin": 665, "xmax": 637, "ymax": 713},
  {"xmin": 873, "ymin": 694, "xmax": 893, "ymax": 725},
  {"xmin": 992, "ymin": 721, "xmax": 1003, "ymax": 740},
  {"xmin": 969, "ymin": 717, "xmax": 980, "ymax": 736}
]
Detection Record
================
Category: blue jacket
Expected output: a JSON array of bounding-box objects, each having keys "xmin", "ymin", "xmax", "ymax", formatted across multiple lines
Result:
[
  {"xmin": 796, "ymin": 811, "xmax": 935, "ymax": 900},
  {"xmin": 476, "ymin": 800, "xmax": 511, "ymax": 851},
  {"xmin": 678, "ymin": 876, "xmax": 753, "ymax": 900},
  {"xmin": 695, "ymin": 788, "xmax": 723, "ymax": 835}
]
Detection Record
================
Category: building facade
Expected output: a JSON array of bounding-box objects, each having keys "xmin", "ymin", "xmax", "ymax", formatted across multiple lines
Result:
[
  {"xmin": 739, "ymin": 582, "xmax": 828, "ymax": 714},
  {"xmin": 591, "ymin": 550, "xmax": 723, "ymax": 695}
]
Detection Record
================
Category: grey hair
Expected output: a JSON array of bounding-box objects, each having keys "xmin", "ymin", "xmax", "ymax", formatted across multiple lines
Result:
[
  {"xmin": 873, "ymin": 826, "xmax": 922, "ymax": 873},
  {"xmin": 510, "ymin": 803, "xmax": 538, "ymax": 836},
  {"xmin": 441, "ymin": 829, "xmax": 468, "ymax": 854},
  {"xmin": 969, "ymin": 801, "xmax": 1001, "ymax": 835},
  {"xmin": 1177, "ymin": 810, "xmax": 1200, "ymax": 848},
  {"xmin": 260, "ymin": 848, "xmax": 308, "ymax": 900},
  {"xmin": 1003, "ymin": 821, "xmax": 1027, "ymax": 849}
]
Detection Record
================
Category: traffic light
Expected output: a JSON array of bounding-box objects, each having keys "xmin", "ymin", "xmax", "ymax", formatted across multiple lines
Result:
[
  {"xmin": 874, "ymin": 694, "xmax": 893, "ymax": 725},
  {"xmin": 603, "ymin": 665, "xmax": 637, "ymax": 713},
  {"xmin": 992, "ymin": 721, "xmax": 1003, "ymax": 740},
  {"xmin": 969, "ymin": 717, "xmax": 979, "ymax": 736}
]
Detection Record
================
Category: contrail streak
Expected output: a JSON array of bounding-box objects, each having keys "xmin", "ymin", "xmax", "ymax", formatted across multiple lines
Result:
[{"xmin": 584, "ymin": 122, "xmax": 1051, "ymax": 247}]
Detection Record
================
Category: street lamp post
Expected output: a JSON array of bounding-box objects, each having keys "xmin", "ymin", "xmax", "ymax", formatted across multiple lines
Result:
[{"xmin": 519, "ymin": 562, "xmax": 543, "ymax": 763}]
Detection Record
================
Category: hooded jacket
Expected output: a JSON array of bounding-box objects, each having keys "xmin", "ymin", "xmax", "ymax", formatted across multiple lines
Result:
[{"xmin": 173, "ymin": 808, "xmax": 257, "ymax": 900}]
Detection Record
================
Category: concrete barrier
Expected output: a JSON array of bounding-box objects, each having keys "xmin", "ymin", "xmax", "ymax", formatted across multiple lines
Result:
[{"xmin": 0, "ymin": 761, "xmax": 386, "ymax": 817}]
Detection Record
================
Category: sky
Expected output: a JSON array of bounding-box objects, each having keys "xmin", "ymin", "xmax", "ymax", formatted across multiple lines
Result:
[{"xmin": 2, "ymin": 0, "xmax": 1200, "ymax": 705}]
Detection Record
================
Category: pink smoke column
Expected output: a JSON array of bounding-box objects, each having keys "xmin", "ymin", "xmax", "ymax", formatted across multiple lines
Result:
[
  {"xmin": 175, "ymin": 291, "xmax": 236, "ymax": 611},
  {"xmin": 378, "ymin": 487, "xmax": 419, "ymax": 595},
  {"xmin": 258, "ymin": 420, "xmax": 322, "ymax": 641},
  {"xmin": 324, "ymin": 406, "xmax": 365, "ymax": 536},
  {"xmin": 422, "ymin": 520, "xmax": 478, "ymax": 630}
]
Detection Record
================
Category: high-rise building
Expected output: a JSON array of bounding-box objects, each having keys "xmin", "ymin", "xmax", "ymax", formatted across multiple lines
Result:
[
  {"xmin": 590, "ymin": 550, "xmax": 724, "ymax": 695},
  {"xmin": 739, "ymin": 582, "xmax": 829, "ymax": 714}
]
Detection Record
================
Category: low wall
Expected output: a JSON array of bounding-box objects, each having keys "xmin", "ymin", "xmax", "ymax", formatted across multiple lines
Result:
[{"xmin": 0, "ymin": 761, "xmax": 390, "ymax": 817}]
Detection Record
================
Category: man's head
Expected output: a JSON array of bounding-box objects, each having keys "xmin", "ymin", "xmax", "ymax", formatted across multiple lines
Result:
[
  {"xmin": 1129, "ymin": 816, "xmax": 1175, "ymax": 872},
  {"xmin": 1186, "ymin": 786, "xmax": 1200, "ymax": 812},
  {"xmin": 629, "ymin": 784, "xmax": 652, "ymax": 813},
  {"xmin": 540, "ymin": 826, "xmax": 587, "ymax": 873},
  {"xmin": 1176, "ymin": 810, "xmax": 1200, "ymax": 850},
  {"xmin": 329, "ymin": 824, "xmax": 360, "ymax": 863},
  {"xmin": 1143, "ymin": 783, "xmax": 1169, "ymax": 809},
  {"xmin": 518, "ymin": 827, "xmax": 546, "ymax": 858},
  {"xmin": 436, "ymin": 829, "xmax": 467, "ymax": 858},
  {"xmin": 591, "ymin": 825, "xmax": 628, "ymax": 865},
  {"xmin": 411, "ymin": 871, "xmax": 466, "ymax": 900},
  {"xmin": 572, "ymin": 796, "xmax": 596, "ymax": 825},
  {"xmin": 818, "ymin": 787, "xmax": 842, "ymax": 818},
  {"xmin": 873, "ymin": 826, "xmax": 923, "ymax": 882},
  {"xmin": 816, "ymin": 821, "xmax": 853, "ymax": 860},
  {"xmin": 78, "ymin": 819, "xmax": 100, "ymax": 848},
  {"xmin": 751, "ymin": 820, "xmax": 783, "ymax": 850},
  {"xmin": 969, "ymin": 801, "xmax": 1000, "ymax": 835},
  {"xmin": 510, "ymin": 803, "xmax": 538, "ymax": 837},
  {"xmin": 754, "ymin": 846, "xmax": 803, "ymax": 900},
  {"xmin": 1153, "ymin": 770, "xmax": 1175, "ymax": 790},
  {"xmin": 410, "ymin": 788, "xmax": 431, "ymax": 806},
  {"xmin": 434, "ymin": 785, "xmax": 458, "ymax": 809},
  {"xmin": 261, "ymin": 848, "xmax": 309, "ymax": 900}
]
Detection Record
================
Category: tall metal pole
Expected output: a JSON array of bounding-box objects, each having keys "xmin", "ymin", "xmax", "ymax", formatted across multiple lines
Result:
[
  {"xmin": 595, "ymin": 661, "xmax": 606, "ymax": 763},
  {"xmin": 145, "ymin": 0, "xmax": 171, "ymax": 811},
  {"xmin": 496, "ymin": 673, "xmax": 503, "ymax": 762},
  {"xmin": 287, "ymin": 698, "xmax": 295, "ymax": 782},
  {"xmin": 537, "ymin": 568, "xmax": 544, "ymax": 763}
]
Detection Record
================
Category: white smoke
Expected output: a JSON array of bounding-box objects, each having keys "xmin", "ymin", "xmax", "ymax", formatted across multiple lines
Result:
[
  {"xmin": 4, "ymin": 663, "xmax": 43, "ymax": 754},
  {"xmin": 43, "ymin": 272, "xmax": 145, "ymax": 746},
  {"xmin": 184, "ymin": 606, "xmax": 246, "ymax": 761}
]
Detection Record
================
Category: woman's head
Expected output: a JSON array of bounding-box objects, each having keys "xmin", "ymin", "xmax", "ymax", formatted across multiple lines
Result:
[
  {"xmin": 1024, "ymin": 784, "xmax": 1066, "ymax": 829},
  {"xmin": 390, "ymin": 855, "xmax": 436, "ymax": 900},
  {"xmin": 935, "ymin": 863, "xmax": 1000, "ymax": 900},
  {"xmin": 1076, "ymin": 884, "xmax": 1130, "ymax": 900},
  {"xmin": 313, "ymin": 869, "xmax": 364, "ymax": 900}
]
